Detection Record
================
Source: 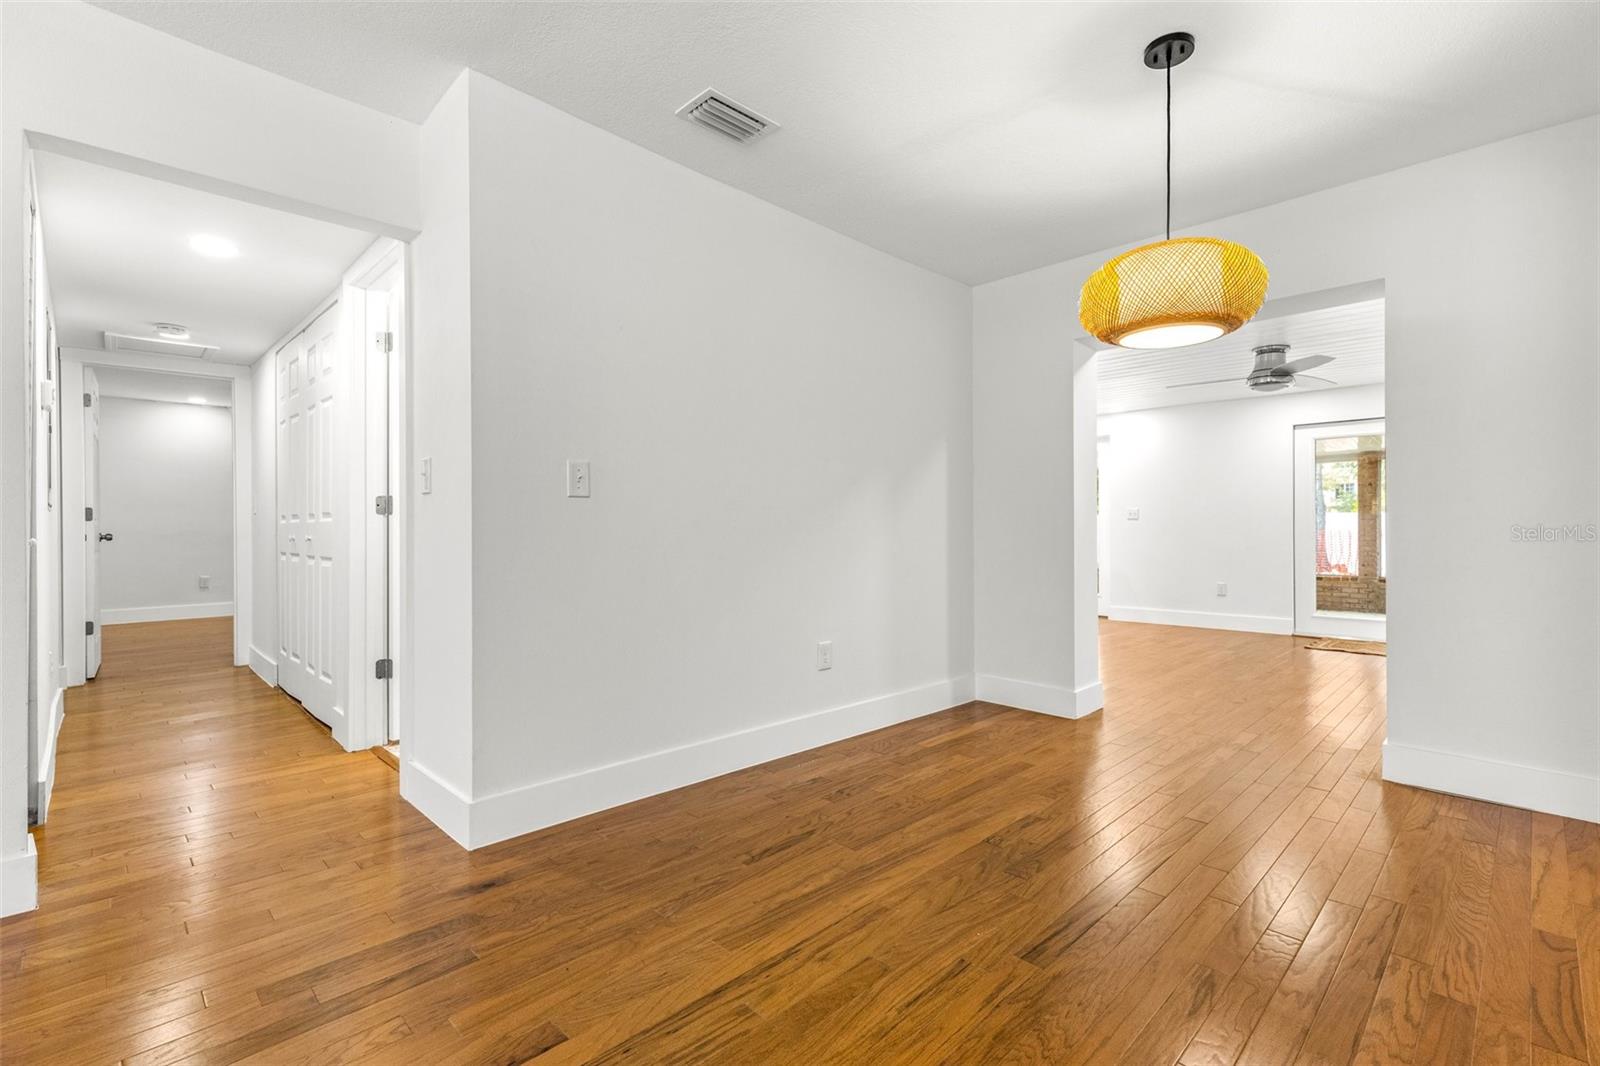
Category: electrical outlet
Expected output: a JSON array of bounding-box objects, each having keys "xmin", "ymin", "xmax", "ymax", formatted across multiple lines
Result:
[
  {"xmin": 198, "ymin": 575, "xmax": 211, "ymax": 590},
  {"xmin": 566, "ymin": 460, "xmax": 591, "ymax": 498},
  {"xmin": 816, "ymin": 641, "xmax": 833, "ymax": 671},
  {"xmin": 1216, "ymin": 582, "xmax": 1227, "ymax": 597},
  {"xmin": 1126, "ymin": 507, "xmax": 1140, "ymax": 521}
]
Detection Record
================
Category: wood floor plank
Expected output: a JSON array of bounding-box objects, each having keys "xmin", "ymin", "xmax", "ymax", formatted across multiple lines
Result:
[{"xmin": 2, "ymin": 617, "xmax": 1588, "ymax": 1065}]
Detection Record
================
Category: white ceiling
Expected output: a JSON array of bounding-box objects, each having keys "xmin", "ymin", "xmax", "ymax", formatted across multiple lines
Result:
[
  {"xmin": 1096, "ymin": 297, "xmax": 1384, "ymax": 415},
  {"xmin": 92, "ymin": 366, "xmax": 233, "ymax": 408},
  {"xmin": 34, "ymin": 152, "xmax": 376, "ymax": 364},
  {"xmin": 91, "ymin": 2, "xmax": 1599, "ymax": 283}
]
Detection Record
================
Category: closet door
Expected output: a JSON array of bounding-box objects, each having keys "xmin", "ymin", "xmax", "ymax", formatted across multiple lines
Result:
[{"xmin": 276, "ymin": 303, "xmax": 341, "ymax": 726}]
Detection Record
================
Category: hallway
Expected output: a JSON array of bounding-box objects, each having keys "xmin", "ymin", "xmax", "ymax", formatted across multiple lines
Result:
[{"xmin": 1, "ymin": 619, "xmax": 1596, "ymax": 1064}]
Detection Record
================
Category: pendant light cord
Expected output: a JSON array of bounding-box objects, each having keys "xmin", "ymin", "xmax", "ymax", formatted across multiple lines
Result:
[{"xmin": 1165, "ymin": 61, "xmax": 1172, "ymax": 241}]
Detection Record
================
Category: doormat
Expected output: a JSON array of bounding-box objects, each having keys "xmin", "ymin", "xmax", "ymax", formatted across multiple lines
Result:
[{"xmin": 1302, "ymin": 637, "xmax": 1386, "ymax": 656}]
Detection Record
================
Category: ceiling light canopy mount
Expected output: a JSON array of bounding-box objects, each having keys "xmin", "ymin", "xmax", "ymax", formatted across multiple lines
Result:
[
  {"xmin": 1081, "ymin": 32, "xmax": 1268, "ymax": 351},
  {"xmin": 1143, "ymin": 31, "xmax": 1195, "ymax": 70}
]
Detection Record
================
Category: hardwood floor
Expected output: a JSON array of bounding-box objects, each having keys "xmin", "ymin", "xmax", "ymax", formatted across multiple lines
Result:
[{"xmin": 2, "ymin": 617, "xmax": 1597, "ymax": 1064}]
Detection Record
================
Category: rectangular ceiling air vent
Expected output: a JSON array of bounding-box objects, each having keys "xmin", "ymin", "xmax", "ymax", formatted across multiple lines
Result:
[
  {"xmin": 676, "ymin": 88, "xmax": 777, "ymax": 144},
  {"xmin": 103, "ymin": 332, "xmax": 220, "ymax": 360}
]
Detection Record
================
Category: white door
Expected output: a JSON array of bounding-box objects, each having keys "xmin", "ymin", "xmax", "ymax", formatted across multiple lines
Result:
[
  {"xmin": 1294, "ymin": 419, "xmax": 1387, "ymax": 641},
  {"xmin": 276, "ymin": 303, "xmax": 342, "ymax": 725},
  {"xmin": 84, "ymin": 366, "xmax": 102, "ymax": 679}
]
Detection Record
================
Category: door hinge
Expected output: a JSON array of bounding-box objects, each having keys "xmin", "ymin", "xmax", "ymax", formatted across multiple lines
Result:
[
  {"xmin": 374, "ymin": 331, "xmax": 394, "ymax": 354},
  {"xmin": 85, "ymin": 620, "xmax": 96, "ymax": 636},
  {"xmin": 85, "ymin": 506, "xmax": 93, "ymax": 521},
  {"xmin": 374, "ymin": 658, "xmax": 394, "ymax": 680},
  {"xmin": 83, "ymin": 392, "xmax": 93, "ymax": 407},
  {"xmin": 374, "ymin": 495, "xmax": 394, "ymax": 516}
]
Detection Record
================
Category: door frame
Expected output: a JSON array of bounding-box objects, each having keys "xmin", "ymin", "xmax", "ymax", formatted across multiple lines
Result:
[
  {"xmin": 340, "ymin": 238, "xmax": 408, "ymax": 753},
  {"xmin": 60, "ymin": 350, "xmax": 253, "ymax": 685},
  {"xmin": 1293, "ymin": 417, "xmax": 1387, "ymax": 641}
]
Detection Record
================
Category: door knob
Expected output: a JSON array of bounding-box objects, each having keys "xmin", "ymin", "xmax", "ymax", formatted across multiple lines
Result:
[{"xmin": 98, "ymin": 532, "xmax": 114, "ymax": 542}]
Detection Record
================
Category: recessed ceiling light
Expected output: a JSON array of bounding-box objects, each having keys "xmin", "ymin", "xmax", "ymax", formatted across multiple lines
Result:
[
  {"xmin": 188, "ymin": 233, "xmax": 239, "ymax": 259},
  {"xmin": 187, "ymin": 396, "xmax": 208, "ymax": 405},
  {"xmin": 154, "ymin": 322, "xmax": 190, "ymax": 340}
]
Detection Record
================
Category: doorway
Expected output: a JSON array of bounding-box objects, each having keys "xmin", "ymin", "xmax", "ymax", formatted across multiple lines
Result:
[{"xmin": 1294, "ymin": 419, "xmax": 1387, "ymax": 641}]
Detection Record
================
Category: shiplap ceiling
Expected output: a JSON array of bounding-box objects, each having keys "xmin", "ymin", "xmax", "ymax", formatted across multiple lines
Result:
[
  {"xmin": 93, "ymin": 366, "xmax": 233, "ymax": 408},
  {"xmin": 88, "ymin": 2, "xmax": 1599, "ymax": 284},
  {"xmin": 1096, "ymin": 298, "xmax": 1383, "ymax": 415},
  {"xmin": 34, "ymin": 152, "xmax": 375, "ymax": 364}
]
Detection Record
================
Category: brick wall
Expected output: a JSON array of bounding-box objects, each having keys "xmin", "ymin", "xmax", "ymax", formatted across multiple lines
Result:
[{"xmin": 1316, "ymin": 573, "xmax": 1386, "ymax": 613}]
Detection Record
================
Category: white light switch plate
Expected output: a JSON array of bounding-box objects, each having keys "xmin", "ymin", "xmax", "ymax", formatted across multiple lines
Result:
[
  {"xmin": 420, "ymin": 457, "xmax": 433, "ymax": 495},
  {"xmin": 1126, "ymin": 507, "xmax": 1140, "ymax": 521},
  {"xmin": 566, "ymin": 460, "xmax": 591, "ymax": 498},
  {"xmin": 816, "ymin": 641, "xmax": 833, "ymax": 670}
]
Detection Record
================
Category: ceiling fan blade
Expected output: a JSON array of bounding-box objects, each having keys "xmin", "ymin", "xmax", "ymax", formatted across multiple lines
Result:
[
  {"xmin": 1167, "ymin": 377, "xmax": 1243, "ymax": 389},
  {"xmin": 1280, "ymin": 354, "xmax": 1334, "ymax": 373},
  {"xmin": 1293, "ymin": 374, "xmax": 1338, "ymax": 387}
]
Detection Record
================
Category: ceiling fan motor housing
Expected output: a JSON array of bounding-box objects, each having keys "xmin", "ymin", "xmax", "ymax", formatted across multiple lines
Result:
[{"xmin": 1248, "ymin": 344, "xmax": 1293, "ymax": 391}]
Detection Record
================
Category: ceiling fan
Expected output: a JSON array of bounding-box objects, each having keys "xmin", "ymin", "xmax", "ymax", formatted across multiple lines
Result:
[{"xmin": 1167, "ymin": 343, "xmax": 1337, "ymax": 394}]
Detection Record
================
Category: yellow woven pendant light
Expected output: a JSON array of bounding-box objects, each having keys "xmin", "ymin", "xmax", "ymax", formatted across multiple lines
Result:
[{"xmin": 1081, "ymin": 33, "xmax": 1268, "ymax": 350}]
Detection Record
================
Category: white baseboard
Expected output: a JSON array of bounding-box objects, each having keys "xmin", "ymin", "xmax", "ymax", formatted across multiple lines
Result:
[
  {"xmin": 1108, "ymin": 605, "xmax": 1294, "ymax": 636},
  {"xmin": 103, "ymin": 601, "xmax": 234, "ymax": 625},
  {"xmin": 1, "ymin": 837, "xmax": 38, "ymax": 917},
  {"xmin": 404, "ymin": 676, "xmax": 975, "ymax": 851},
  {"xmin": 1383, "ymin": 740, "xmax": 1600, "ymax": 824},
  {"xmin": 399, "ymin": 758, "xmax": 472, "ymax": 848},
  {"xmin": 34, "ymin": 688, "xmax": 66, "ymax": 824},
  {"xmin": 976, "ymin": 674, "xmax": 1102, "ymax": 719},
  {"xmin": 248, "ymin": 645, "xmax": 278, "ymax": 687}
]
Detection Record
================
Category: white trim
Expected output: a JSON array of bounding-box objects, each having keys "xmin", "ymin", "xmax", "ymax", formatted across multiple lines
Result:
[
  {"xmin": 61, "ymin": 358, "xmax": 86, "ymax": 687},
  {"xmin": 340, "ymin": 239, "xmax": 406, "ymax": 753},
  {"xmin": 976, "ymin": 674, "xmax": 1099, "ymax": 719},
  {"xmin": 398, "ymin": 758, "xmax": 472, "ymax": 848},
  {"xmin": 1, "ymin": 837, "xmax": 39, "ymax": 917},
  {"xmin": 1107, "ymin": 605, "xmax": 1295, "ymax": 636},
  {"xmin": 103, "ymin": 602, "xmax": 233, "ymax": 625},
  {"xmin": 1382, "ymin": 740, "xmax": 1600, "ymax": 824},
  {"xmin": 34, "ymin": 687, "xmax": 64, "ymax": 824},
  {"xmin": 402, "ymin": 677, "xmax": 974, "ymax": 850},
  {"xmin": 248, "ymin": 645, "xmax": 278, "ymax": 687}
]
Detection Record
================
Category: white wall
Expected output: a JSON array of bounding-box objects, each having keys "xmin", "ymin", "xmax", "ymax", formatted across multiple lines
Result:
[
  {"xmin": 405, "ymin": 74, "xmax": 476, "ymax": 825},
  {"xmin": 1100, "ymin": 385, "xmax": 1385, "ymax": 634},
  {"xmin": 95, "ymin": 397, "xmax": 232, "ymax": 621},
  {"xmin": 404, "ymin": 72, "xmax": 974, "ymax": 846},
  {"xmin": 249, "ymin": 352, "xmax": 276, "ymax": 681},
  {"xmin": 975, "ymin": 116, "xmax": 1599, "ymax": 822}
]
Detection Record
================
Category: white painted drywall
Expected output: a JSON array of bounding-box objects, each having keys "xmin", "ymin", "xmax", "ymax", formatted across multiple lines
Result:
[
  {"xmin": 404, "ymin": 72, "xmax": 974, "ymax": 845},
  {"xmin": 974, "ymin": 116, "xmax": 1599, "ymax": 821},
  {"xmin": 1098, "ymin": 385, "xmax": 1385, "ymax": 634},
  {"xmin": 95, "ymin": 398, "xmax": 233, "ymax": 620},
  {"xmin": 1, "ymin": 0, "xmax": 422, "ymax": 912},
  {"xmin": 406, "ymin": 73, "xmax": 477, "ymax": 819},
  {"xmin": 250, "ymin": 351, "xmax": 277, "ymax": 680}
]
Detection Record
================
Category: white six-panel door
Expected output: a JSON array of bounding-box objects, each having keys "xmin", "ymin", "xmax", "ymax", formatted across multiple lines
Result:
[{"xmin": 277, "ymin": 303, "xmax": 342, "ymax": 726}]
